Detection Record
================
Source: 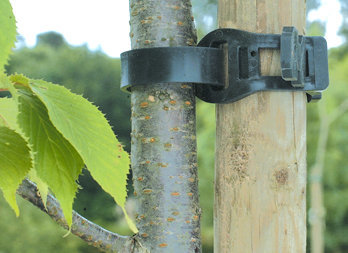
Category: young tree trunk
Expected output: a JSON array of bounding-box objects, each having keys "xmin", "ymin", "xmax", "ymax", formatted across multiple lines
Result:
[
  {"xmin": 215, "ymin": 1, "xmax": 307, "ymax": 252},
  {"xmin": 129, "ymin": 0, "xmax": 201, "ymax": 252}
]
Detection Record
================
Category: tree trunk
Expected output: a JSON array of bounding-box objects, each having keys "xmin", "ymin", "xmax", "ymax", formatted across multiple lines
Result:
[
  {"xmin": 214, "ymin": 1, "xmax": 307, "ymax": 252},
  {"xmin": 129, "ymin": 0, "xmax": 201, "ymax": 252}
]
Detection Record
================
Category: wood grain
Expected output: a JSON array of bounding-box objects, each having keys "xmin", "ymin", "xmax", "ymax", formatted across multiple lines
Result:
[{"xmin": 215, "ymin": 1, "xmax": 307, "ymax": 252}]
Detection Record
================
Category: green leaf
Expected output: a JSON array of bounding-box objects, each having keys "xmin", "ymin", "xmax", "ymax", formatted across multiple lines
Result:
[
  {"xmin": 28, "ymin": 169, "xmax": 49, "ymax": 209},
  {"xmin": 0, "ymin": 126, "xmax": 32, "ymax": 216},
  {"xmin": 29, "ymin": 79, "xmax": 137, "ymax": 232},
  {"xmin": 0, "ymin": 97, "xmax": 18, "ymax": 129},
  {"xmin": 17, "ymin": 87, "xmax": 84, "ymax": 227},
  {"xmin": 0, "ymin": 0, "xmax": 16, "ymax": 74},
  {"xmin": 0, "ymin": 75, "xmax": 18, "ymax": 99}
]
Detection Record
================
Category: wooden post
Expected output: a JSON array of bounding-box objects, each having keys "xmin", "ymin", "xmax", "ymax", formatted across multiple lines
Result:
[{"xmin": 215, "ymin": 1, "xmax": 307, "ymax": 252}]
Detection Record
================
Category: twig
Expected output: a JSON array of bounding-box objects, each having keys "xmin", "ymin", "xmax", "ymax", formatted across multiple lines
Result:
[
  {"xmin": 17, "ymin": 179, "xmax": 132, "ymax": 252},
  {"xmin": 328, "ymin": 99, "xmax": 348, "ymax": 124}
]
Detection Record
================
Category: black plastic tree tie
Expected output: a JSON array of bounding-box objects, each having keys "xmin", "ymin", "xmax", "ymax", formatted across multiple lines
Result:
[{"xmin": 120, "ymin": 26, "xmax": 329, "ymax": 103}]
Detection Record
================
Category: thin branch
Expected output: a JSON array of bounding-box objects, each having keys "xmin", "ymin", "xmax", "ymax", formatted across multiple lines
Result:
[
  {"xmin": 309, "ymin": 98, "xmax": 348, "ymax": 253},
  {"xmin": 328, "ymin": 99, "xmax": 348, "ymax": 124},
  {"xmin": 310, "ymin": 98, "xmax": 348, "ymax": 179},
  {"xmin": 17, "ymin": 179, "xmax": 134, "ymax": 252},
  {"xmin": 311, "ymin": 103, "xmax": 329, "ymax": 178},
  {"xmin": 309, "ymin": 102, "xmax": 329, "ymax": 253}
]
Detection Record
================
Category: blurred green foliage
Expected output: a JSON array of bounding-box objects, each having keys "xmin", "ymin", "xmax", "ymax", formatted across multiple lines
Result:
[
  {"xmin": 339, "ymin": 0, "xmax": 348, "ymax": 42},
  {"xmin": 317, "ymin": 50, "xmax": 348, "ymax": 253},
  {"xmin": 6, "ymin": 32, "xmax": 131, "ymax": 149},
  {"xmin": 0, "ymin": 194, "xmax": 92, "ymax": 253},
  {"xmin": 2, "ymin": 32, "xmax": 133, "ymax": 253},
  {"xmin": 197, "ymin": 101, "xmax": 215, "ymax": 252},
  {"xmin": 1, "ymin": 0, "xmax": 348, "ymax": 252},
  {"xmin": 306, "ymin": 18, "xmax": 348, "ymax": 253}
]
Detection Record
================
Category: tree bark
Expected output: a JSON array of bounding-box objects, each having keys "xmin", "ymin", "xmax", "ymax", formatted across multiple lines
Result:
[
  {"xmin": 129, "ymin": 0, "xmax": 201, "ymax": 252},
  {"xmin": 215, "ymin": 1, "xmax": 307, "ymax": 252}
]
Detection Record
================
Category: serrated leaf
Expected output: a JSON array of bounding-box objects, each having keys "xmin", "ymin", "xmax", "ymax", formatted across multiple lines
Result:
[
  {"xmin": 10, "ymin": 74, "xmax": 30, "ymax": 88},
  {"xmin": 0, "ymin": 126, "xmax": 31, "ymax": 216},
  {"xmin": 29, "ymin": 79, "xmax": 137, "ymax": 232},
  {"xmin": 0, "ymin": 75, "xmax": 18, "ymax": 99},
  {"xmin": 28, "ymin": 169, "xmax": 49, "ymax": 209},
  {"xmin": 0, "ymin": 0, "xmax": 16, "ymax": 74},
  {"xmin": 0, "ymin": 97, "xmax": 18, "ymax": 129},
  {"xmin": 0, "ymin": 96, "xmax": 46, "ymax": 206},
  {"xmin": 17, "ymin": 87, "xmax": 84, "ymax": 227}
]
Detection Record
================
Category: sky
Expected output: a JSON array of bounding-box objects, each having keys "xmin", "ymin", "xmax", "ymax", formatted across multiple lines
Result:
[
  {"xmin": 307, "ymin": 0, "xmax": 343, "ymax": 47},
  {"xmin": 9, "ymin": 0, "xmax": 344, "ymax": 58},
  {"xmin": 9, "ymin": 0, "xmax": 130, "ymax": 57}
]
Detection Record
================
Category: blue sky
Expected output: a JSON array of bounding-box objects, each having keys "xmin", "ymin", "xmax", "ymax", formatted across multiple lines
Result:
[{"xmin": 9, "ymin": 0, "xmax": 344, "ymax": 58}]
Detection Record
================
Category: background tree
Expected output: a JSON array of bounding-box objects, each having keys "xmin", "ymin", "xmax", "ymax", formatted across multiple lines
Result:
[
  {"xmin": 306, "ymin": 2, "xmax": 348, "ymax": 251},
  {"xmin": 338, "ymin": 0, "xmax": 348, "ymax": 43}
]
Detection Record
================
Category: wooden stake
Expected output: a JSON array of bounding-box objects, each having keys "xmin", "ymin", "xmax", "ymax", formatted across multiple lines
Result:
[{"xmin": 215, "ymin": 1, "xmax": 307, "ymax": 252}]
